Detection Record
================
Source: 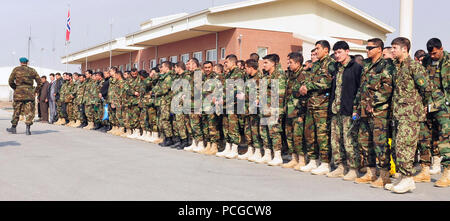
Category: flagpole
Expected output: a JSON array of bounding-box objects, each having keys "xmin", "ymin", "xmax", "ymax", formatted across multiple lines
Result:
[{"xmin": 65, "ymin": 3, "xmax": 70, "ymax": 73}]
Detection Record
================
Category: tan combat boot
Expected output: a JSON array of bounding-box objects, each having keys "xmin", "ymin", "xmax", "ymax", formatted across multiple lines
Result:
[
  {"xmin": 300, "ymin": 159, "xmax": 318, "ymax": 172},
  {"xmin": 268, "ymin": 150, "xmax": 283, "ymax": 166},
  {"xmin": 294, "ymin": 155, "xmax": 306, "ymax": 171},
  {"xmin": 238, "ymin": 146, "xmax": 254, "ymax": 160},
  {"xmin": 311, "ymin": 162, "xmax": 330, "ymax": 175},
  {"xmin": 200, "ymin": 142, "xmax": 211, "ymax": 154},
  {"xmin": 430, "ymin": 156, "xmax": 443, "ymax": 175},
  {"xmin": 185, "ymin": 139, "xmax": 197, "ymax": 152},
  {"xmin": 434, "ymin": 168, "xmax": 449, "ymax": 188},
  {"xmin": 392, "ymin": 176, "xmax": 416, "ymax": 193},
  {"xmin": 255, "ymin": 147, "xmax": 272, "ymax": 164},
  {"xmin": 84, "ymin": 122, "xmax": 95, "ymax": 130},
  {"xmin": 206, "ymin": 143, "xmax": 219, "ymax": 155},
  {"xmin": 343, "ymin": 168, "xmax": 358, "ymax": 181},
  {"xmin": 282, "ymin": 153, "xmax": 299, "ymax": 169},
  {"xmin": 413, "ymin": 164, "xmax": 431, "ymax": 183},
  {"xmin": 225, "ymin": 144, "xmax": 239, "ymax": 159},
  {"xmin": 248, "ymin": 147, "xmax": 262, "ymax": 162},
  {"xmin": 355, "ymin": 167, "xmax": 377, "ymax": 184},
  {"xmin": 72, "ymin": 120, "xmax": 81, "ymax": 128},
  {"xmin": 370, "ymin": 169, "xmax": 392, "ymax": 188},
  {"xmin": 326, "ymin": 164, "xmax": 345, "ymax": 178},
  {"xmin": 116, "ymin": 127, "xmax": 125, "ymax": 136}
]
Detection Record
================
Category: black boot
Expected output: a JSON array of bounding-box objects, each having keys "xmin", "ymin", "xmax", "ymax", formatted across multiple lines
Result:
[
  {"xmin": 93, "ymin": 123, "xmax": 103, "ymax": 130},
  {"xmin": 25, "ymin": 125, "xmax": 31, "ymax": 136},
  {"xmin": 78, "ymin": 121, "xmax": 88, "ymax": 128},
  {"xmin": 170, "ymin": 137, "xmax": 181, "ymax": 149},
  {"xmin": 6, "ymin": 125, "xmax": 17, "ymax": 134},
  {"xmin": 160, "ymin": 137, "xmax": 174, "ymax": 147},
  {"xmin": 177, "ymin": 139, "xmax": 188, "ymax": 150}
]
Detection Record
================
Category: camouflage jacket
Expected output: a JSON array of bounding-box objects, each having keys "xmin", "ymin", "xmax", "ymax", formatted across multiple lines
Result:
[
  {"xmin": 304, "ymin": 54, "xmax": 336, "ymax": 110},
  {"xmin": 153, "ymin": 71, "xmax": 174, "ymax": 107},
  {"xmin": 422, "ymin": 50, "xmax": 450, "ymax": 112},
  {"xmin": 107, "ymin": 78, "xmax": 120, "ymax": 107},
  {"xmin": 124, "ymin": 76, "xmax": 141, "ymax": 106},
  {"xmin": 353, "ymin": 57, "xmax": 394, "ymax": 118},
  {"xmin": 259, "ymin": 67, "xmax": 287, "ymax": 118},
  {"xmin": 287, "ymin": 67, "xmax": 308, "ymax": 118},
  {"xmin": 85, "ymin": 79, "xmax": 102, "ymax": 105},
  {"xmin": 392, "ymin": 57, "xmax": 432, "ymax": 122},
  {"xmin": 64, "ymin": 81, "xmax": 77, "ymax": 103},
  {"xmin": 203, "ymin": 71, "xmax": 222, "ymax": 114},
  {"xmin": 223, "ymin": 67, "xmax": 245, "ymax": 113},
  {"xmin": 8, "ymin": 65, "xmax": 42, "ymax": 101},
  {"xmin": 244, "ymin": 70, "xmax": 263, "ymax": 115},
  {"xmin": 74, "ymin": 80, "xmax": 86, "ymax": 105},
  {"xmin": 58, "ymin": 81, "xmax": 69, "ymax": 103},
  {"xmin": 141, "ymin": 74, "xmax": 160, "ymax": 107}
]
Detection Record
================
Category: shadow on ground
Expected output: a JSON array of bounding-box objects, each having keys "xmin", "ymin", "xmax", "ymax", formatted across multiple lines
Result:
[
  {"xmin": 32, "ymin": 130, "xmax": 59, "ymax": 135},
  {"xmin": 0, "ymin": 141, "xmax": 20, "ymax": 147}
]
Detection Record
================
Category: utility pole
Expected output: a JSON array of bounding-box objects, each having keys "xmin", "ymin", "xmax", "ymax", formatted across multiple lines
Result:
[{"xmin": 28, "ymin": 26, "xmax": 31, "ymax": 60}]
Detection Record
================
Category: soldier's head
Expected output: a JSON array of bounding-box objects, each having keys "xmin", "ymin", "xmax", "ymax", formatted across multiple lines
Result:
[
  {"xmin": 333, "ymin": 41, "xmax": 350, "ymax": 64},
  {"xmin": 123, "ymin": 71, "xmax": 130, "ymax": 79},
  {"xmin": 85, "ymin": 70, "xmax": 93, "ymax": 79},
  {"xmin": 55, "ymin": 73, "xmax": 62, "ymax": 80},
  {"xmin": 203, "ymin": 61, "xmax": 213, "ymax": 75},
  {"xmin": 160, "ymin": 61, "xmax": 173, "ymax": 74},
  {"xmin": 116, "ymin": 71, "xmax": 123, "ymax": 80},
  {"xmin": 94, "ymin": 72, "xmax": 103, "ymax": 81},
  {"xmin": 311, "ymin": 49, "xmax": 318, "ymax": 63},
  {"xmin": 73, "ymin": 73, "xmax": 80, "ymax": 81},
  {"xmin": 414, "ymin": 50, "xmax": 427, "ymax": 64},
  {"xmin": 263, "ymin": 54, "xmax": 280, "ymax": 74},
  {"xmin": 287, "ymin": 52, "xmax": 303, "ymax": 72},
  {"xmin": 130, "ymin": 68, "xmax": 138, "ymax": 78},
  {"xmin": 109, "ymin": 67, "xmax": 118, "ymax": 76},
  {"xmin": 188, "ymin": 58, "xmax": 200, "ymax": 71},
  {"xmin": 224, "ymin": 54, "xmax": 238, "ymax": 72},
  {"xmin": 391, "ymin": 37, "xmax": 411, "ymax": 60},
  {"xmin": 66, "ymin": 73, "xmax": 73, "ymax": 81},
  {"xmin": 315, "ymin": 40, "xmax": 331, "ymax": 60},
  {"xmin": 150, "ymin": 67, "xmax": 159, "ymax": 78},
  {"xmin": 367, "ymin": 38, "xmax": 384, "ymax": 60},
  {"xmin": 175, "ymin": 62, "xmax": 186, "ymax": 75},
  {"xmin": 250, "ymin": 53, "xmax": 260, "ymax": 62},
  {"xmin": 213, "ymin": 64, "xmax": 224, "ymax": 75},
  {"xmin": 237, "ymin": 60, "xmax": 245, "ymax": 70},
  {"xmin": 138, "ymin": 70, "xmax": 149, "ymax": 80},
  {"xmin": 383, "ymin": 47, "xmax": 393, "ymax": 60},
  {"xmin": 426, "ymin": 38, "xmax": 444, "ymax": 61},
  {"xmin": 245, "ymin": 59, "xmax": 258, "ymax": 77},
  {"xmin": 79, "ymin": 74, "xmax": 86, "ymax": 83},
  {"xmin": 19, "ymin": 57, "xmax": 29, "ymax": 66}
]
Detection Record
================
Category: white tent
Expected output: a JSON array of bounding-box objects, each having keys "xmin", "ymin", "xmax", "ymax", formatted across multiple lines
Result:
[{"xmin": 0, "ymin": 66, "xmax": 64, "ymax": 102}]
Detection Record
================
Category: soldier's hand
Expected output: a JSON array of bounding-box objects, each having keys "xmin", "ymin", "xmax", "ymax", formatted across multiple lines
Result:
[
  {"xmin": 135, "ymin": 92, "xmax": 140, "ymax": 96},
  {"xmin": 299, "ymin": 85, "xmax": 308, "ymax": 96},
  {"xmin": 297, "ymin": 117, "xmax": 303, "ymax": 122},
  {"xmin": 45, "ymin": 99, "xmax": 48, "ymax": 103},
  {"xmin": 236, "ymin": 92, "xmax": 245, "ymax": 100},
  {"xmin": 111, "ymin": 104, "xmax": 116, "ymax": 109},
  {"xmin": 352, "ymin": 113, "xmax": 358, "ymax": 118},
  {"xmin": 366, "ymin": 106, "xmax": 373, "ymax": 113},
  {"xmin": 98, "ymin": 93, "xmax": 102, "ymax": 98}
]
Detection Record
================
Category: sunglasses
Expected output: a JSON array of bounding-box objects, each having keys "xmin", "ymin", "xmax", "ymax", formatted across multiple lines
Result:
[{"xmin": 366, "ymin": 46, "xmax": 380, "ymax": 51}]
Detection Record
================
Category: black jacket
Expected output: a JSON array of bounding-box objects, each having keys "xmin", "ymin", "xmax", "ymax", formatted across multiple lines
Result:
[
  {"xmin": 329, "ymin": 59, "xmax": 362, "ymax": 116},
  {"xmin": 100, "ymin": 77, "xmax": 110, "ymax": 100}
]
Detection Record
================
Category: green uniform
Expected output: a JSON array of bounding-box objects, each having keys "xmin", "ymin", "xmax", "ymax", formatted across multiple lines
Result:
[
  {"xmin": 243, "ymin": 70, "xmax": 264, "ymax": 150},
  {"xmin": 223, "ymin": 67, "xmax": 245, "ymax": 145},
  {"xmin": 202, "ymin": 71, "xmax": 222, "ymax": 144},
  {"xmin": 124, "ymin": 76, "xmax": 142, "ymax": 130},
  {"xmin": 8, "ymin": 65, "xmax": 42, "ymax": 126},
  {"xmin": 153, "ymin": 71, "xmax": 174, "ymax": 138}
]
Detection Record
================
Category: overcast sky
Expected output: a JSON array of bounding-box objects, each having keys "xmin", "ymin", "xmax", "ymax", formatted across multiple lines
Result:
[{"xmin": 0, "ymin": 0, "xmax": 448, "ymax": 72}]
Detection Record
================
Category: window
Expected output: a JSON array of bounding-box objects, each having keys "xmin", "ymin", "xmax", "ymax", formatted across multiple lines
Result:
[
  {"xmin": 160, "ymin": 57, "xmax": 167, "ymax": 64},
  {"xmin": 142, "ymin": 61, "xmax": 146, "ymax": 70},
  {"xmin": 193, "ymin": 51, "xmax": 202, "ymax": 63},
  {"xmin": 133, "ymin": 63, "xmax": 139, "ymax": 70},
  {"xmin": 181, "ymin": 53, "xmax": 189, "ymax": 64},
  {"xmin": 221, "ymin": 48, "xmax": 226, "ymax": 60},
  {"xmin": 126, "ymin": 64, "xmax": 131, "ymax": 71},
  {"xmin": 119, "ymin": 65, "xmax": 124, "ymax": 72},
  {"xmin": 206, "ymin": 49, "xmax": 217, "ymax": 62},
  {"xmin": 170, "ymin": 56, "xmax": 178, "ymax": 63},
  {"xmin": 150, "ymin": 59, "xmax": 157, "ymax": 68},
  {"xmin": 257, "ymin": 47, "xmax": 268, "ymax": 59}
]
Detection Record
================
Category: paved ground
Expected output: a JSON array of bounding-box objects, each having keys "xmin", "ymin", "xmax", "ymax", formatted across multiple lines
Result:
[{"xmin": 0, "ymin": 109, "xmax": 448, "ymax": 201}]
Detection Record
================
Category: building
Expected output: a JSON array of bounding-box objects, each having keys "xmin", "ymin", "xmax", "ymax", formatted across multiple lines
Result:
[{"xmin": 61, "ymin": 0, "xmax": 395, "ymax": 72}]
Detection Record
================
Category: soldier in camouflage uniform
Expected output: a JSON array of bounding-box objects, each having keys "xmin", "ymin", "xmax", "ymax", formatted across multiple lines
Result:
[
  {"xmin": 107, "ymin": 68, "xmax": 121, "ymax": 135},
  {"xmin": 7, "ymin": 57, "xmax": 42, "ymax": 135},
  {"xmin": 282, "ymin": 52, "xmax": 308, "ymax": 169},
  {"xmin": 55, "ymin": 73, "xmax": 69, "ymax": 125},
  {"xmin": 299, "ymin": 40, "xmax": 335, "ymax": 173},
  {"xmin": 185, "ymin": 58, "xmax": 205, "ymax": 152},
  {"xmin": 64, "ymin": 74, "xmax": 77, "ymax": 127},
  {"xmin": 123, "ymin": 68, "xmax": 142, "ymax": 138},
  {"xmin": 73, "ymin": 74, "xmax": 88, "ymax": 128},
  {"xmin": 216, "ymin": 54, "xmax": 245, "ymax": 158},
  {"xmin": 351, "ymin": 38, "xmax": 394, "ymax": 188},
  {"xmin": 257, "ymin": 54, "xmax": 287, "ymax": 166},
  {"xmin": 171, "ymin": 62, "xmax": 191, "ymax": 149},
  {"xmin": 385, "ymin": 37, "xmax": 433, "ymax": 193},
  {"xmin": 153, "ymin": 62, "xmax": 175, "ymax": 146},
  {"xmin": 237, "ymin": 59, "xmax": 264, "ymax": 161},
  {"xmin": 416, "ymin": 38, "xmax": 449, "ymax": 187},
  {"xmin": 119, "ymin": 71, "xmax": 131, "ymax": 136},
  {"xmin": 198, "ymin": 61, "xmax": 222, "ymax": 154}
]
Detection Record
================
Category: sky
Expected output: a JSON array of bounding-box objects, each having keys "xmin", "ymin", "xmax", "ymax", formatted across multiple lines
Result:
[{"xmin": 0, "ymin": 0, "xmax": 448, "ymax": 73}]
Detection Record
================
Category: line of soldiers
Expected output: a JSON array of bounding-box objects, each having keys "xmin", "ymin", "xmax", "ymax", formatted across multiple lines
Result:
[{"xmin": 13, "ymin": 36, "xmax": 448, "ymax": 194}]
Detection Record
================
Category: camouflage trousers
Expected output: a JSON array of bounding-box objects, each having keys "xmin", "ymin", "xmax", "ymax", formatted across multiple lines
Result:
[
  {"xmin": 304, "ymin": 109, "xmax": 330, "ymax": 163},
  {"xmin": 222, "ymin": 114, "xmax": 240, "ymax": 145},
  {"xmin": 260, "ymin": 119, "xmax": 283, "ymax": 152},
  {"xmin": 126, "ymin": 105, "xmax": 141, "ymax": 130},
  {"xmin": 65, "ymin": 103, "xmax": 75, "ymax": 122},
  {"xmin": 392, "ymin": 120, "xmax": 420, "ymax": 176},
  {"xmin": 11, "ymin": 100, "xmax": 35, "ymax": 126},
  {"xmin": 157, "ymin": 104, "xmax": 173, "ymax": 138},
  {"xmin": 174, "ymin": 114, "xmax": 189, "ymax": 140},
  {"xmin": 77, "ymin": 104, "xmax": 87, "ymax": 123},
  {"xmin": 244, "ymin": 115, "xmax": 262, "ymax": 149},
  {"xmin": 122, "ymin": 105, "xmax": 130, "ymax": 129},
  {"xmin": 203, "ymin": 114, "xmax": 220, "ymax": 144},
  {"xmin": 190, "ymin": 114, "xmax": 203, "ymax": 141},
  {"xmin": 85, "ymin": 104, "xmax": 101, "ymax": 124},
  {"xmin": 330, "ymin": 114, "xmax": 359, "ymax": 169},
  {"xmin": 417, "ymin": 116, "xmax": 439, "ymax": 166},
  {"xmin": 57, "ymin": 100, "xmax": 67, "ymax": 120},
  {"xmin": 109, "ymin": 105, "xmax": 120, "ymax": 127},
  {"xmin": 358, "ymin": 116, "xmax": 390, "ymax": 170},
  {"xmin": 140, "ymin": 106, "xmax": 157, "ymax": 132},
  {"xmin": 431, "ymin": 110, "xmax": 449, "ymax": 168},
  {"xmin": 285, "ymin": 116, "xmax": 305, "ymax": 156}
]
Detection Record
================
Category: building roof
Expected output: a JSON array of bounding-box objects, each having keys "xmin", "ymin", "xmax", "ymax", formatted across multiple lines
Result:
[{"xmin": 62, "ymin": 0, "xmax": 395, "ymax": 64}]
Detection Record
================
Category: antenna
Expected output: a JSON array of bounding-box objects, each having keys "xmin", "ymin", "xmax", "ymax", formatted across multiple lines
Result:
[{"xmin": 28, "ymin": 25, "xmax": 31, "ymax": 60}]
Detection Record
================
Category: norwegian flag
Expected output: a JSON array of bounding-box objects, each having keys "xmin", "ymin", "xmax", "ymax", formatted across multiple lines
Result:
[{"xmin": 66, "ymin": 9, "xmax": 71, "ymax": 42}]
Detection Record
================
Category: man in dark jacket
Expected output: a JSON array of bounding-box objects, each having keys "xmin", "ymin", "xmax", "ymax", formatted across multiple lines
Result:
[
  {"xmin": 38, "ymin": 76, "xmax": 50, "ymax": 123},
  {"xmin": 326, "ymin": 41, "xmax": 362, "ymax": 180},
  {"xmin": 97, "ymin": 69, "xmax": 111, "ymax": 132}
]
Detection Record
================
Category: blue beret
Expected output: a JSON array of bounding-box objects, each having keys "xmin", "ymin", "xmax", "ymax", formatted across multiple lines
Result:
[{"xmin": 19, "ymin": 57, "xmax": 29, "ymax": 63}]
